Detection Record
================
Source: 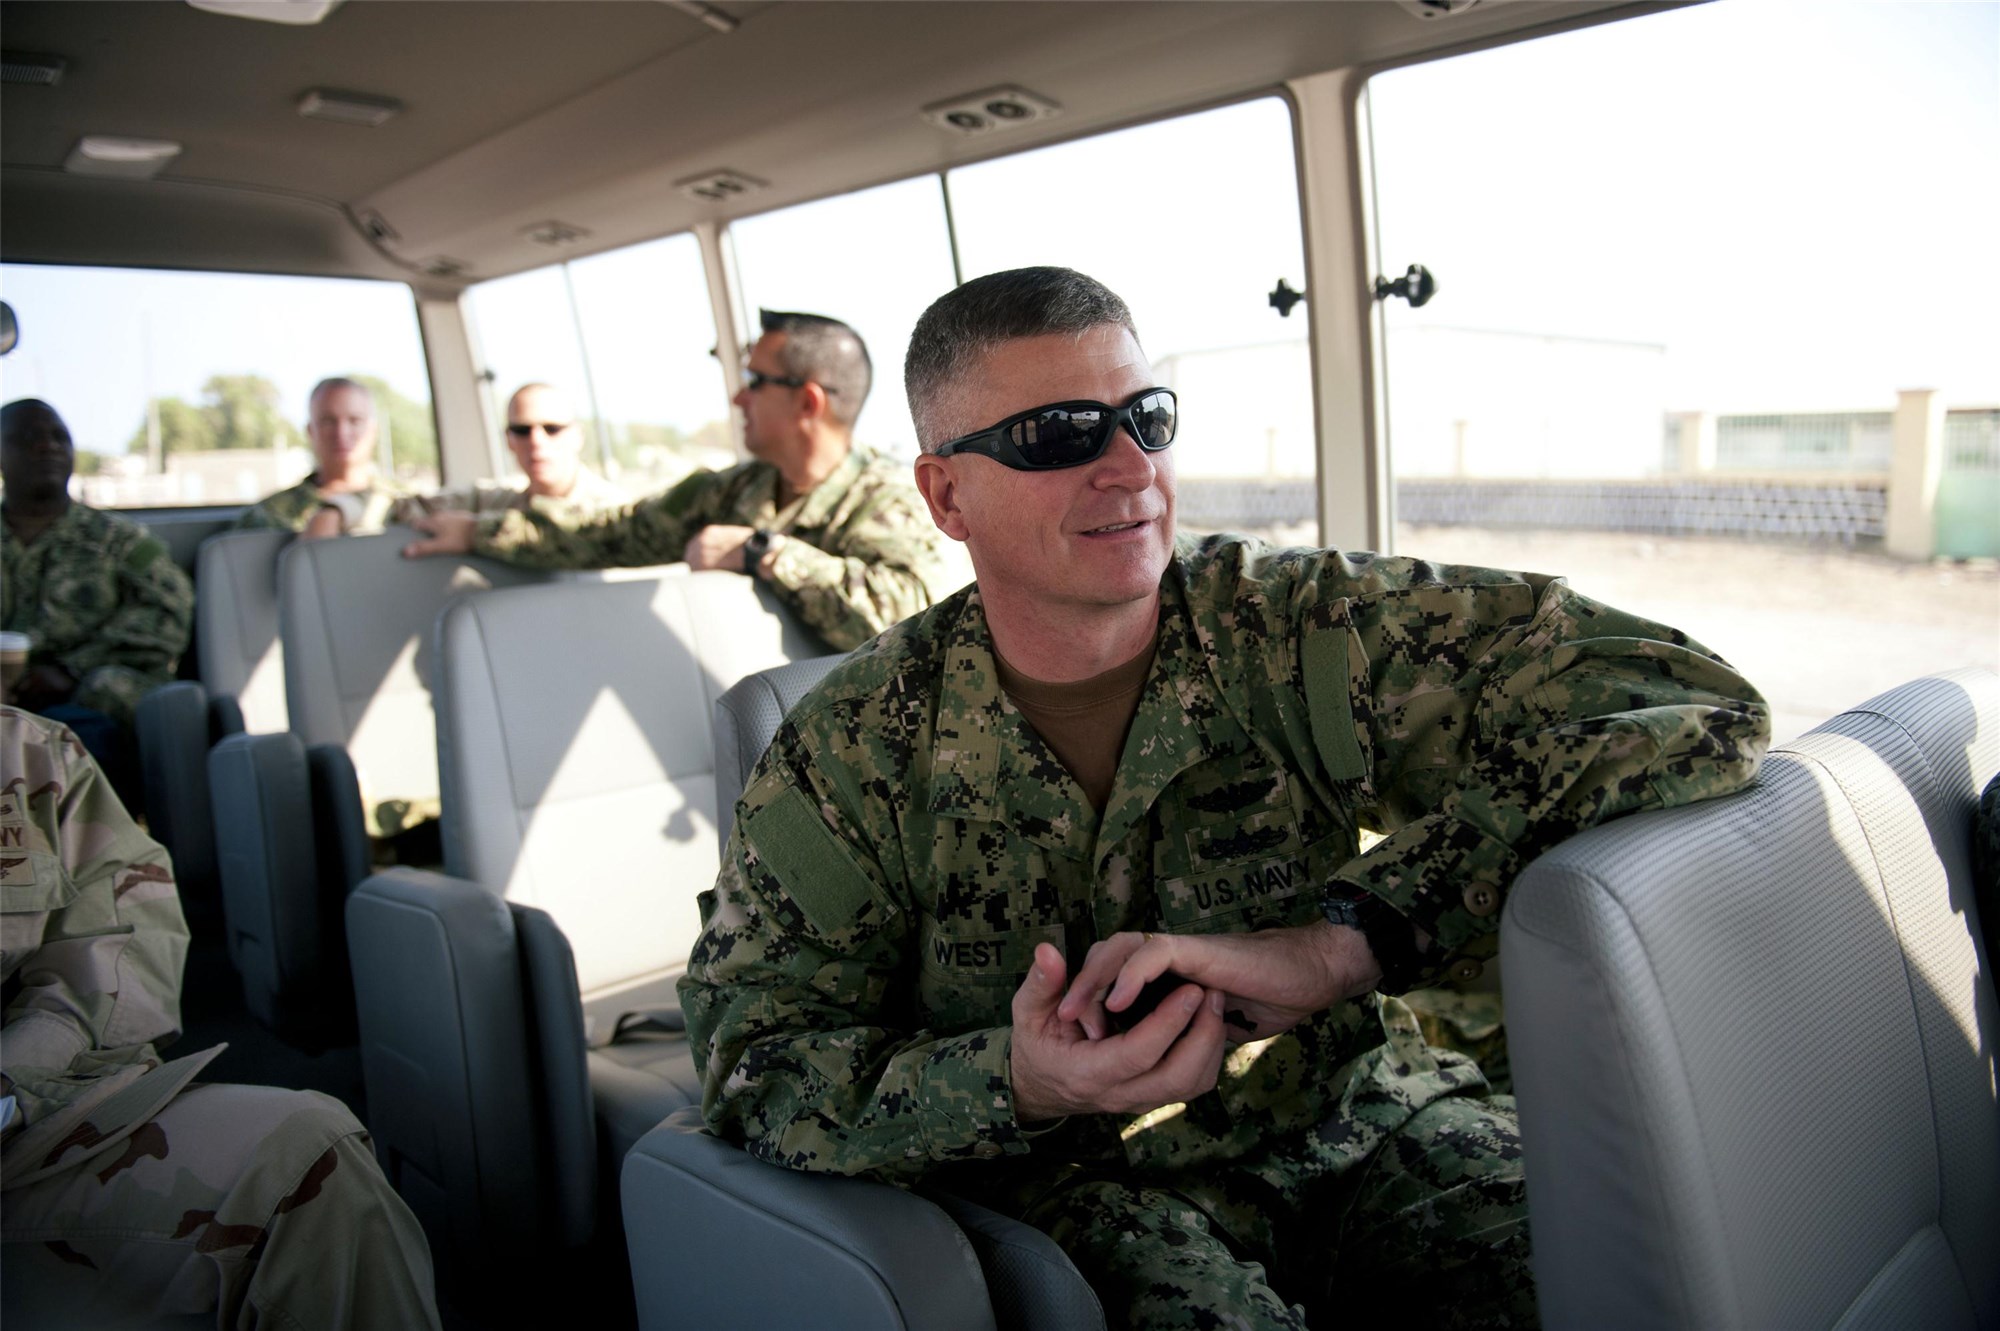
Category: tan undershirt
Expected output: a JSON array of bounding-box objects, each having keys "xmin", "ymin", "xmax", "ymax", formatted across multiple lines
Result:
[{"xmin": 993, "ymin": 634, "xmax": 1159, "ymax": 815}]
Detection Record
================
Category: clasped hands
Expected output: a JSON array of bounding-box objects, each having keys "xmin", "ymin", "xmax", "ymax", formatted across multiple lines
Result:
[{"xmin": 1009, "ymin": 921, "xmax": 1384, "ymax": 1124}]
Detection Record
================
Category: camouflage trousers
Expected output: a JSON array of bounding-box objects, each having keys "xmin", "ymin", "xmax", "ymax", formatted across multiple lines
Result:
[
  {"xmin": 71, "ymin": 665, "xmax": 166, "ymax": 730},
  {"xmin": 996, "ymin": 1003, "xmax": 1535, "ymax": 1330},
  {"xmin": 2, "ymin": 1082, "xmax": 439, "ymax": 1331}
]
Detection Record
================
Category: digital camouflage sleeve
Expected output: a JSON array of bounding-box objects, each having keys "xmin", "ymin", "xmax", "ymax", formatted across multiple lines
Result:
[
  {"xmin": 471, "ymin": 447, "xmax": 958, "ymax": 650},
  {"xmin": 0, "ymin": 505, "xmax": 193, "ymax": 727},
  {"xmin": 679, "ymin": 536, "xmax": 1770, "ymax": 1181},
  {"xmin": 232, "ymin": 476, "xmax": 411, "ymax": 535}
]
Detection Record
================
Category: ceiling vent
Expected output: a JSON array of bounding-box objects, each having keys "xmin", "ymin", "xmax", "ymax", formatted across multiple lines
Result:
[
  {"xmin": 921, "ymin": 86, "xmax": 1061, "ymax": 137},
  {"xmin": 1, "ymin": 51, "xmax": 66, "ymax": 86},
  {"xmin": 64, "ymin": 136, "xmax": 182, "ymax": 180},
  {"xmin": 675, "ymin": 170, "xmax": 766, "ymax": 204},
  {"xmin": 298, "ymin": 88, "xmax": 402, "ymax": 128},
  {"xmin": 1394, "ymin": 0, "xmax": 1485, "ymax": 18},
  {"xmin": 422, "ymin": 257, "xmax": 469, "ymax": 279},
  {"xmin": 357, "ymin": 211, "xmax": 399, "ymax": 244},
  {"xmin": 524, "ymin": 220, "xmax": 590, "ymax": 248}
]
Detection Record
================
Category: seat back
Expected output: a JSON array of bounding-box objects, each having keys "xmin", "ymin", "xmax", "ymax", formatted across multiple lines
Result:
[
  {"xmin": 434, "ymin": 570, "xmax": 821, "ymax": 1029},
  {"xmin": 712, "ymin": 652, "xmax": 851, "ymax": 842},
  {"xmin": 136, "ymin": 529, "xmax": 292, "ymax": 903},
  {"xmin": 196, "ymin": 528, "xmax": 291, "ymax": 733},
  {"xmin": 278, "ymin": 528, "xmax": 544, "ymax": 835},
  {"xmin": 1504, "ymin": 667, "xmax": 2000, "ymax": 1331}
]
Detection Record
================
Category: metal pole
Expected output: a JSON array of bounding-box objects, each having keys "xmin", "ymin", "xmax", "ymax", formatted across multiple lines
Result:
[{"xmin": 561, "ymin": 260, "xmax": 615, "ymax": 476}]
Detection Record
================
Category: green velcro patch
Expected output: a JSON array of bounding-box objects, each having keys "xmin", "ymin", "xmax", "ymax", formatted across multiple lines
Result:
[
  {"xmin": 745, "ymin": 785, "xmax": 894, "ymax": 938},
  {"xmin": 123, "ymin": 539, "xmax": 165, "ymax": 575},
  {"xmin": 1303, "ymin": 627, "xmax": 1367, "ymax": 782}
]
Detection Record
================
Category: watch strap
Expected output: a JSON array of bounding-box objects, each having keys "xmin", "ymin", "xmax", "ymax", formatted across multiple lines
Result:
[{"xmin": 1320, "ymin": 886, "xmax": 1427, "ymax": 994}]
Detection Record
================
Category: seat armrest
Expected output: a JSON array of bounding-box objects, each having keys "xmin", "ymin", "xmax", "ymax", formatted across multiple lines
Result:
[
  {"xmin": 930, "ymin": 1192, "xmax": 1105, "ymax": 1331},
  {"xmin": 511, "ymin": 903, "xmax": 598, "ymax": 1248},
  {"xmin": 621, "ymin": 1107, "xmax": 998, "ymax": 1331},
  {"xmin": 346, "ymin": 868, "xmax": 548, "ymax": 1275},
  {"xmin": 209, "ymin": 691, "xmax": 247, "ymax": 739},
  {"xmin": 136, "ymin": 680, "xmax": 218, "ymax": 903},
  {"xmin": 208, "ymin": 731, "xmax": 320, "ymax": 1025}
]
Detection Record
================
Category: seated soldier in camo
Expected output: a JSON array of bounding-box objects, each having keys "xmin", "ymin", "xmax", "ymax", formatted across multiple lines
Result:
[{"xmin": 1, "ymin": 399, "xmax": 192, "ymax": 809}]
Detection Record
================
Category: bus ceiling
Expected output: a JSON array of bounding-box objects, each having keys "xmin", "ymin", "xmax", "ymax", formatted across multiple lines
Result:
[{"xmin": 0, "ymin": 0, "xmax": 1668, "ymax": 286}]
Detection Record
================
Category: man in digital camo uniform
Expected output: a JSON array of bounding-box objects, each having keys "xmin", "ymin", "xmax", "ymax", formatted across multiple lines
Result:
[
  {"xmin": 233, "ymin": 377, "xmax": 411, "ymax": 538},
  {"xmin": 680, "ymin": 268, "xmax": 1771, "ymax": 1328},
  {"xmin": 403, "ymin": 310, "xmax": 961, "ymax": 652},
  {"xmin": 1, "ymin": 399, "xmax": 193, "ymax": 804},
  {"xmin": 0, "ymin": 707, "xmax": 439, "ymax": 1328},
  {"xmin": 394, "ymin": 381, "xmax": 627, "ymax": 522}
]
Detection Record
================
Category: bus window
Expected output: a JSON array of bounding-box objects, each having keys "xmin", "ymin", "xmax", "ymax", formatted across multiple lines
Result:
[
  {"xmin": 566, "ymin": 234, "xmax": 729, "ymax": 492},
  {"xmin": 947, "ymin": 97, "xmax": 1313, "ymax": 543},
  {"xmin": 0, "ymin": 264, "xmax": 433, "ymax": 506},
  {"xmin": 727, "ymin": 174, "xmax": 959, "ymax": 457},
  {"xmin": 462, "ymin": 264, "xmax": 593, "ymax": 470},
  {"xmin": 466, "ymin": 235, "xmax": 730, "ymax": 494},
  {"xmin": 1368, "ymin": 0, "xmax": 2000, "ymax": 741}
]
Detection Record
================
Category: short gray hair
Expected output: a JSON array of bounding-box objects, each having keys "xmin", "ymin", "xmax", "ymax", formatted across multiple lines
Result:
[
  {"xmin": 761, "ymin": 310, "xmax": 871, "ymax": 428},
  {"xmin": 904, "ymin": 267, "xmax": 1139, "ymax": 451},
  {"xmin": 308, "ymin": 376, "xmax": 374, "ymax": 416}
]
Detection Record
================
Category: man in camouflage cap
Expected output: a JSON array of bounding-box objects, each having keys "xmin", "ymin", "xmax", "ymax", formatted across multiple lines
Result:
[
  {"xmin": 402, "ymin": 310, "xmax": 961, "ymax": 652},
  {"xmin": 1, "ymin": 399, "xmax": 193, "ymax": 805},
  {"xmin": 0, "ymin": 707, "xmax": 439, "ymax": 1328},
  {"xmin": 680, "ymin": 267, "xmax": 1772, "ymax": 1328},
  {"xmin": 233, "ymin": 377, "xmax": 411, "ymax": 538}
]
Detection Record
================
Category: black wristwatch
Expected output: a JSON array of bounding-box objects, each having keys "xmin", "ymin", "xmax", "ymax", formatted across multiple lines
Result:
[
  {"xmin": 1320, "ymin": 887, "xmax": 1426, "ymax": 994},
  {"xmin": 742, "ymin": 528, "xmax": 775, "ymax": 581}
]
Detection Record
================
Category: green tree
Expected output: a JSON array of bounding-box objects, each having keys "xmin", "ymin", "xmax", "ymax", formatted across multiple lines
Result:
[
  {"xmin": 202, "ymin": 374, "xmax": 301, "ymax": 451},
  {"xmin": 125, "ymin": 396, "xmax": 219, "ymax": 456},
  {"xmin": 348, "ymin": 374, "xmax": 437, "ymax": 478},
  {"xmin": 125, "ymin": 374, "xmax": 298, "ymax": 456}
]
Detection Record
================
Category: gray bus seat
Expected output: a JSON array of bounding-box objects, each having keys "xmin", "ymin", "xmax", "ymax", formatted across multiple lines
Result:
[
  {"xmin": 346, "ymin": 572, "xmax": 820, "ymax": 1289},
  {"xmin": 711, "ymin": 651, "xmax": 851, "ymax": 835},
  {"xmin": 1504, "ymin": 667, "xmax": 2000, "ymax": 1330},
  {"xmin": 136, "ymin": 527, "xmax": 290, "ymax": 909},
  {"xmin": 208, "ymin": 528, "xmax": 543, "ymax": 1047},
  {"xmin": 621, "ymin": 654, "xmax": 1106, "ymax": 1331}
]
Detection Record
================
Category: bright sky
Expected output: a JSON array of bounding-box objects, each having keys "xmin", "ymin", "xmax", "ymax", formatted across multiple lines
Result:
[{"xmin": 1, "ymin": 0, "xmax": 1993, "ymax": 460}]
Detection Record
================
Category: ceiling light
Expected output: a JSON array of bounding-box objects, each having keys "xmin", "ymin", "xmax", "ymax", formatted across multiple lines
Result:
[
  {"xmin": 523, "ymin": 221, "xmax": 590, "ymax": 248},
  {"xmin": 186, "ymin": 0, "xmax": 345, "ymax": 25},
  {"xmin": 657, "ymin": 0, "xmax": 739, "ymax": 35},
  {"xmin": 64, "ymin": 136, "xmax": 183, "ymax": 179},
  {"xmin": 298, "ymin": 88, "xmax": 402, "ymax": 128},
  {"xmin": 1394, "ymin": 0, "xmax": 1485, "ymax": 18},
  {"xmin": 675, "ymin": 170, "xmax": 767, "ymax": 204},
  {"xmin": 921, "ymin": 87, "xmax": 1061, "ymax": 137}
]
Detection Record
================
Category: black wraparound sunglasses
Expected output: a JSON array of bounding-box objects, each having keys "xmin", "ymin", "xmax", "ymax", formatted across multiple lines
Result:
[
  {"xmin": 743, "ymin": 368, "xmax": 837, "ymax": 393},
  {"xmin": 933, "ymin": 388, "xmax": 1177, "ymax": 471}
]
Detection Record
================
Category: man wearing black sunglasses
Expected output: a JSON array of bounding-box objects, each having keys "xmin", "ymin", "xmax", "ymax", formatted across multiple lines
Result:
[
  {"xmin": 404, "ymin": 311, "xmax": 955, "ymax": 652},
  {"xmin": 682, "ymin": 268, "xmax": 1770, "ymax": 1328},
  {"xmin": 390, "ymin": 383, "xmax": 627, "ymax": 523}
]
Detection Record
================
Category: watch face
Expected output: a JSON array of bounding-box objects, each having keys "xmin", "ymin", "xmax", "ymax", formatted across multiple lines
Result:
[{"xmin": 1321, "ymin": 894, "xmax": 1363, "ymax": 930}]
